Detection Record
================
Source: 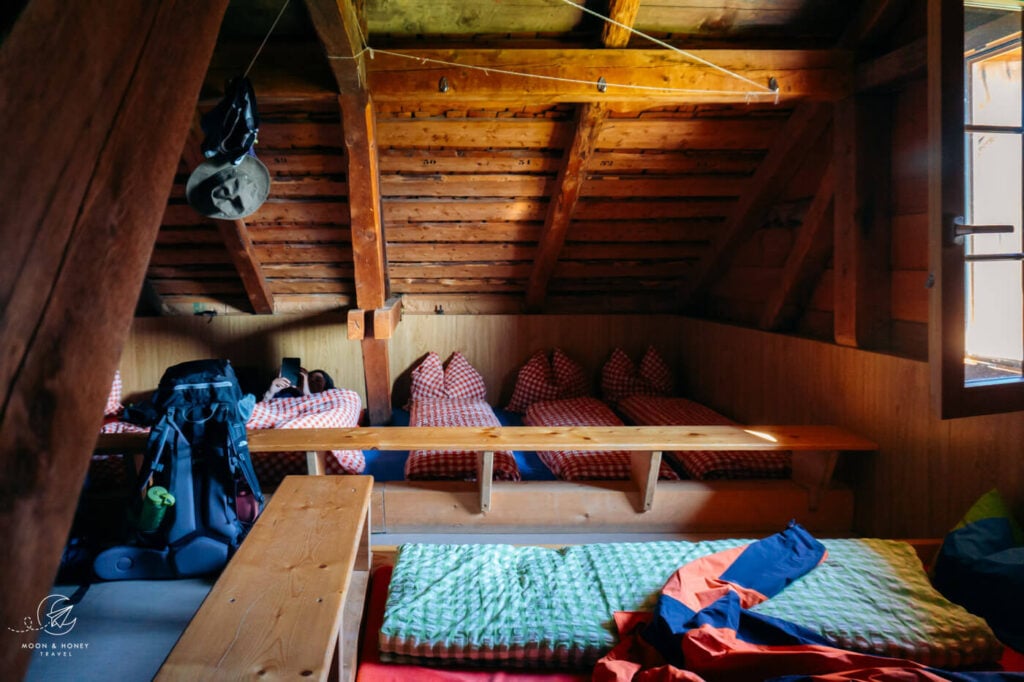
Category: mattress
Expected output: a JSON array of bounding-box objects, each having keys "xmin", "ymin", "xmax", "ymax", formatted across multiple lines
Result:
[
  {"xmin": 617, "ymin": 394, "xmax": 791, "ymax": 480},
  {"xmin": 524, "ymin": 397, "xmax": 679, "ymax": 481},
  {"xmin": 405, "ymin": 398, "xmax": 520, "ymax": 481},
  {"xmin": 379, "ymin": 539, "xmax": 1002, "ymax": 670}
]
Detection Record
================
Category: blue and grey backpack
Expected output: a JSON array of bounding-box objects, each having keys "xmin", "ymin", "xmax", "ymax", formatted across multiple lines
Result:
[{"xmin": 93, "ymin": 359, "xmax": 264, "ymax": 580}]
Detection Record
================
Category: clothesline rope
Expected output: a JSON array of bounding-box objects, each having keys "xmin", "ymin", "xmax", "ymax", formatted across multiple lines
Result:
[{"xmin": 326, "ymin": 0, "xmax": 780, "ymax": 101}]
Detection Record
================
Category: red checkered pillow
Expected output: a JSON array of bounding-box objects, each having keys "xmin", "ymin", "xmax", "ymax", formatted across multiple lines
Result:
[
  {"xmin": 105, "ymin": 370, "xmax": 123, "ymax": 416},
  {"xmin": 525, "ymin": 396, "xmax": 679, "ymax": 481},
  {"xmin": 409, "ymin": 352, "xmax": 446, "ymax": 402},
  {"xmin": 601, "ymin": 347, "xmax": 674, "ymax": 405},
  {"xmin": 443, "ymin": 352, "xmax": 488, "ymax": 401},
  {"xmin": 506, "ymin": 349, "xmax": 589, "ymax": 413},
  {"xmin": 551, "ymin": 348, "xmax": 589, "ymax": 399}
]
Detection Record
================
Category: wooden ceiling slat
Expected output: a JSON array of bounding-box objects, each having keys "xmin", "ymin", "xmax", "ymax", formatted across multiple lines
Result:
[
  {"xmin": 387, "ymin": 223, "xmax": 542, "ymax": 243},
  {"xmin": 366, "ymin": 49, "xmax": 851, "ymax": 104},
  {"xmin": 574, "ymin": 199, "xmax": 735, "ymax": 220},
  {"xmin": 256, "ymin": 122, "xmax": 346, "ymax": 149},
  {"xmin": 380, "ymin": 174, "xmax": 554, "ymax": 197},
  {"xmin": 151, "ymin": 280, "xmax": 246, "ymax": 296},
  {"xmin": 247, "ymin": 226, "xmax": 352, "ymax": 243},
  {"xmin": 680, "ymin": 102, "xmax": 832, "ymax": 309},
  {"xmin": 269, "ymin": 177, "xmax": 348, "ymax": 198},
  {"xmin": 377, "ymin": 119, "xmax": 570, "ymax": 149},
  {"xmin": 560, "ymin": 243, "xmax": 705, "ymax": 260},
  {"xmin": 156, "ymin": 227, "xmax": 224, "ymax": 245},
  {"xmin": 263, "ymin": 263, "xmax": 355, "ymax": 278},
  {"xmin": 388, "ymin": 243, "xmax": 537, "ymax": 262},
  {"xmin": 246, "ymin": 201, "xmax": 351, "ymax": 225},
  {"xmin": 760, "ymin": 162, "xmax": 836, "ymax": 331},
  {"xmin": 526, "ymin": 103, "xmax": 607, "ymax": 311},
  {"xmin": 254, "ymin": 244, "xmax": 355, "ymax": 263},
  {"xmin": 379, "ymin": 149, "xmax": 561, "ymax": 173},
  {"xmin": 392, "ymin": 279, "xmax": 526, "ymax": 293},
  {"xmin": 580, "ymin": 176, "xmax": 748, "ymax": 198},
  {"xmin": 596, "ymin": 117, "xmax": 784, "ymax": 150},
  {"xmin": 270, "ymin": 280, "xmax": 357, "ymax": 295},
  {"xmin": 401, "ymin": 294, "xmax": 526, "ymax": 315},
  {"xmin": 390, "ymin": 263, "xmax": 532, "ymax": 279},
  {"xmin": 569, "ymin": 220, "xmax": 720, "ymax": 242},
  {"xmin": 149, "ymin": 249, "xmax": 234, "ymax": 266},
  {"xmin": 588, "ymin": 150, "xmax": 763, "ymax": 174},
  {"xmin": 555, "ymin": 261, "xmax": 696, "ymax": 278},
  {"xmin": 263, "ymin": 152, "xmax": 347, "ymax": 176},
  {"xmin": 384, "ymin": 199, "xmax": 548, "ymax": 222}
]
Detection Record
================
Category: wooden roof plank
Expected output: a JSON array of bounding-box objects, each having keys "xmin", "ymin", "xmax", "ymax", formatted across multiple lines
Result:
[
  {"xmin": 526, "ymin": 103, "xmax": 608, "ymax": 311},
  {"xmin": 680, "ymin": 102, "xmax": 832, "ymax": 309}
]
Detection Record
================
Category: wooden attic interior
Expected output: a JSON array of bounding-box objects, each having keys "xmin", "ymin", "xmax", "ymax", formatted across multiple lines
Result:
[{"xmin": 3, "ymin": 0, "xmax": 1024, "ymax": 678}]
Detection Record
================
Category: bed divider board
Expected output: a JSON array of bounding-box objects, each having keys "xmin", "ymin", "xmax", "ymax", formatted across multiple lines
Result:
[
  {"xmin": 156, "ymin": 475, "xmax": 372, "ymax": 682},
  {"xmin": 96, "ymin": 424, "xmax": 875, "ymax": 522}
]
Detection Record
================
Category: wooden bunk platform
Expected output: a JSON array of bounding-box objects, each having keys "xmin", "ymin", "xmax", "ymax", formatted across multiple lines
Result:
[{"xmin": 96, "ymin": 424, "xmax": 875, "ymax": 534}]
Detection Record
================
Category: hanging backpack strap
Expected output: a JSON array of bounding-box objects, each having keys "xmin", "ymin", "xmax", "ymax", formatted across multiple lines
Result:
[{"xmin": 227, "ymin": 420, "xmax": 264, "ymax": 507}]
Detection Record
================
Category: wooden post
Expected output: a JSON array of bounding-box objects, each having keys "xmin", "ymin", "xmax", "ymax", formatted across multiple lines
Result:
[{"xmin": 0, "ymin": 1, "xmax": 228, "ymax": 677}]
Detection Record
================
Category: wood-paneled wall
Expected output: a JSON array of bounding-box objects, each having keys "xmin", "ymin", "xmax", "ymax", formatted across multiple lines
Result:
[{"xmin": 118, "ymin": 313, "xmax": 1023, "ymax": 538}]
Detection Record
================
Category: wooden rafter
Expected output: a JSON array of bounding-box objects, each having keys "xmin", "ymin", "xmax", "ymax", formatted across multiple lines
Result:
[
  {"xmin": 525, "ymin": 104, "xmax": 606, "ymax": 312},
  {"xmin": 760, "ymin": 162, "xmax": 836, "ymax": 331},
  {"xmin": 182, "ymin": 120, "xmax": 274, "ymax": 314},
  {"xmin": 0, "ymin": 1, "xmax": 228, "ymax": 677},
  {"xmin": 306, "ymin": 0, "xmax": 393, "ymax": 425},
  {"xmin": 681, "ymin": 102, "xmax": 833, "ymax": 310},
  {"xmin": 523, "ymin": 0, "xmax": 638, "ymax": 312},
  {"xmin": 855, "ymin": 37, "xmax": 926, "ymax": 92}
]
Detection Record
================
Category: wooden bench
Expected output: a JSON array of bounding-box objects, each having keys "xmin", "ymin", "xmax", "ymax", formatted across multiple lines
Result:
[
  {"xmin": 155, "ymin": 475, "xmax": 372, "ymax": 682},
  {"xmin": 97, "ymin": 424, "xmax": 876, "ymax": 516}
]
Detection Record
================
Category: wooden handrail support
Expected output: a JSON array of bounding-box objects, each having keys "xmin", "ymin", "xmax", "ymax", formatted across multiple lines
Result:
[
  {"xmin": 96, "ymin": 425, "xmax": 876, "ymax": 515},
  {"xmin": 156, "ymin": 475, "xmax": 372, "ymax": 682}
]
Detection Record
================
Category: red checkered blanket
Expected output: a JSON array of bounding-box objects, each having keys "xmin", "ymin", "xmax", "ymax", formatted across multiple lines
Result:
[
  {"xmin": 246, "ymin": 388, "xmax": 364, "ymax": 487},
  {"xmin": 617, "ymin": 395, "xmax": 791, "ymax": 480},
  {"xmin": 524, "ymin": 397, "xmax": 679, "ymax": 481},
  {"xmin": 406, "ymin": 399, "xmax": 520, "ymax": 481}
]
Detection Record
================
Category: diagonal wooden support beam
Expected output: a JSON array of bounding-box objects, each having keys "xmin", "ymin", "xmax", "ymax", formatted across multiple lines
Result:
[
  {"xmin": 681, "ymin": 102, "xmax": 833, "ymax": 311},
  {"xmin": 525, "ymin": 103, "xmax": 606, "ymax": 312},
  {"xmin": 760, "ymin": 162, "xmax": 835, "ymax": 331},
  {"xmin": 522, "ymin": 1, "xmax": 638, "ymax": 312},
  {"xmin": 838, "ymin": 0, "xmax": 909, "ymax": 50},
  {"xmin": 182, "ymin": 120, "xmax": 274, "ymax": 314}
]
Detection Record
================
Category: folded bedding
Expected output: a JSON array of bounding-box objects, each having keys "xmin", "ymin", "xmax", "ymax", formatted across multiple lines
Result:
[
  {"xmin": 406, "ymin": 398, "xmax": 520, "ymax": 481},
  {"xmin": 524, "ymin": 396, "xmax": 679, "ymax": 481},
  {"xmin": 379, "ymin": 538, "xmax": 1002, "ymax": 670},
  {"xmin": 402, "ymin": 351, "xmax": 521, "ymax": 481},
  {"xmin": 246, "ymin": 388, "xmax": 364, "ymax": 486},
  {"xmin": 617, "ymin": 394, "xmax": 791, "ymax": 480}
]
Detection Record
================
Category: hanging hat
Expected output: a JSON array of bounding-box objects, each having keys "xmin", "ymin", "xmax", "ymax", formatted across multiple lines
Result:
[{"xmin": 186, "ymin": 155, "xmax": 270, "ymax": 220}]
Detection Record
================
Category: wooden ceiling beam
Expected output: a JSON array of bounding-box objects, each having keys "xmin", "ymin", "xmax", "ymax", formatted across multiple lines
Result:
[
  {"xmin": 306, "ymin": 0, "xmax": 393, "ymax": 425},
  {"xmin": 833, "ymin": 95, "xmax": 892, "ymax": 349},
  {"xmin": 0, "ymin": 1, "xmax": 228, "ymax": 677},
  {"xmin": 760, "ymin": 162, "xmax": 836, "ymax": 331},
  {"xmin": 680, "ymin": 102, "xmax": 833, "ymax": 311},
  {"xmin": 365, "ymin": 48, "xmax": 851, "ymax": 104},
  {"xmin": 181, "ymin": 120, "xmax": 274, "ymax": 314},
  {"xmin": 602, "ymin": 0, "xmax": 642, "ymax": 48}
]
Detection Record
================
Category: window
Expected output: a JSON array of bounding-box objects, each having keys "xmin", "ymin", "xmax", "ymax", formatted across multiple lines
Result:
[{"xmin": 930, "ymin": 0, "xmax": 1024, "ymax": 418}]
